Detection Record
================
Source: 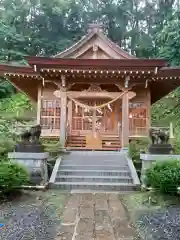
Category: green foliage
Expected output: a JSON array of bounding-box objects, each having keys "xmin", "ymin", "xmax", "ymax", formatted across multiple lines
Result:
[
  {"xmin": 157, "ymin": 11, "xmax": 180, "ymax": 66},
  {"xmin": 0, "ymin": 161, "xmax": 29, "ymax": 193},
  {"xmin": 0, "ymin": 93, "xmax": 32, "ymax": 113},
  {"xmin": 129, "ymin": 139, "xmax": 149, "ymax": 162},
  {"xmin": 145, "ymin": 160, "xmax": 180, "ymax": 195},
  {"xmin": 0, "ymin": 79, "xmax": 15, "ymax": 99},
  {"xmin": 0, "ymin": 138, "xmax": 16, "ymax": 156},
  {"xmin": 0, "ymin": 93, "xmax": 35, "ymax": 157}
]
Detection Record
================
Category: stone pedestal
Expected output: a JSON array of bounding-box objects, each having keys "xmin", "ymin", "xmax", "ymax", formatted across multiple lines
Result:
[
  {"xmin": 148, "ymin": 144, "xmax": 174, "ymax": 154},
  {"xmin": 8, "ymin": 152, "xmax": 49, "ymax": 185},
  {"xmin": 140, "ymin": 153, "xmax": 180, "ymax": 184}
]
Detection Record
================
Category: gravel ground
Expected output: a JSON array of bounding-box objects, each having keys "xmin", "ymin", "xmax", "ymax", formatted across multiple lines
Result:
[
  {"xmin": 0, "ymin": 191, "xmax": 69, "ymax": 240},
  {"xmin": 122, "ymin": 192, "xmax": 180, "ymax": 240},
  {"xmin": 137, "ymin": 206, "xmax": 180, "ymax": 240}
]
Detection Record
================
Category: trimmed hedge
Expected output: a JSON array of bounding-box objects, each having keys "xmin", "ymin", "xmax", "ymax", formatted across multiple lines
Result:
[
  {"xmin": 0, "ymin": 162, "xmax": 29, "ymax": 193},
  {"xmin": 145, "ymin": 160, "xmax": 180, "ymax": 195}
]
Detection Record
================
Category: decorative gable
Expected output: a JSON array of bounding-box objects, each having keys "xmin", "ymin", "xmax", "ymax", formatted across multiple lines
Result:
[{"xmin": 54, "ymin": 24, "xmax": 137, "ymax": 60}]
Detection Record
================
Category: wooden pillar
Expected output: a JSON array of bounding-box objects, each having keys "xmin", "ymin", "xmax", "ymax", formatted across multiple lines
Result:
[
  {"xmin": 60, "ymin": 91, "xmax": 67, "ymax": 147},
  {"xmin": 37, "ymin": 85, "xmax": 42, "ymax": 124},
  {"xmin": 121, "ymin": 92, "xmax": 129, "ymax": 147},
  {"xmin": 67, "ymin": 100, "xmax": 72, "ymax": 133}
]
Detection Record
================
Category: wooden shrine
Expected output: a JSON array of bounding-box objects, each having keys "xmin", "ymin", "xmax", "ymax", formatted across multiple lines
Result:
[{"xmin": 1, "ymin": 24, "xmax": 180, "ymax": 150}]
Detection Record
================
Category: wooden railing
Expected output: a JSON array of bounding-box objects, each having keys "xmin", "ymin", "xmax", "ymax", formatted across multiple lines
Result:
[
  {"xmin": 129, "ymin": 124, "xmax": 175, "ymax": 139},
  {"xmin": 129, "ymin": 117, "xmax": 149, "ymax": 137}
]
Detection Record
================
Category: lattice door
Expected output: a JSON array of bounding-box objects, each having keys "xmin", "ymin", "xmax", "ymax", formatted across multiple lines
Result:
[
  {"xmin": 71, "ymin": 100, "xmax": 117, "ymax": 135},
  {"xmin": 40, "ymin": 100, "xmax": 61, "ymax": 130},
  {"xmin": 72, "ymin": 100, "xmax": 94, "ymax": 132},
  {"xmin": 95, "ymin": 100, "xmax": 117, "ymax": 134}
]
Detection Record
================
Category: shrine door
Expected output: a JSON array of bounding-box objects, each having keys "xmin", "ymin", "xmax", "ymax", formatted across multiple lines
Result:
[{"xmin": 71, "ymin": 100, "xmax": 118, "ymax": 136}]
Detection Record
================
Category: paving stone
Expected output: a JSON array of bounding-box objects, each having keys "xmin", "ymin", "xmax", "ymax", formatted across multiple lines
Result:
[
  {"xmin": 66, "ymin": 195, "xmax": 80, "ymax": 209},
  {"xmin": 76, "ymin": 218, "xmax": 94, "ymax": 236},
  {"xmin": 112, "ymin": 219, "xmax": 136, "ymax": 239},
  {"xmin": 79, "ymin": 206, "xmax": 94, "ymax": 219},
  {"xmin": 75, "ymin": 234, "xmax": 94, "ymax": 240},
  {"xmin": 56, "ymin": 193, "xmax": 137, "ymax": 240},
  {"xmin": 95, "ymin": 193, "xmax": 108, "ymax": 201},
  {"xmin": 62, "ymin": 208, "xmax": 77, "ymax": 224},
  {"xmin": 56, "ymin": 224, "xmax": 75, "ymax": 240},
  {"xmin": 108, "ymin": 193, "xmax": 119, "ymax": 202},
  {"xmin": 95, "ymin": 226, "xmax": 115, "ymax": 240},
  {"xmin": 108, "ymin": 200, "xmax": 127, "ymax": 220},
  {"xmin": 95, "ymin": 210, "xmax": 111, "ymax": 227},
  {"xmin": 79, "ymin": 193, "xmax": 95, "ymax": 202},
  {"xmin": 95, "ymin": 199, "xmax": 108, "ymax": 210}
]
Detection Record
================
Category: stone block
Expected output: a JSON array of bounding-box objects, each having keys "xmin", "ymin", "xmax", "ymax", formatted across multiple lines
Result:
[
  {"xmin": 95, "ymin": 199, "xmax": 108, "ymax": 210},
  {"xmin": 56, "ymin": 224, "xmax": 75, "ymax": 240},
  {"xmin": 76, "ymin": 218, "xmax": 94, "ymax": 236},
  {"xmin": 95, "ymin": 226, "xmax": 115, "ymax": 240},
  {"xmin": 62, "ymin": 208, "xmax": 77, "ymax": 224},
  {"xmin": 109, "ymin": 200, "xmax": 127, "ymax": 220},
  {"xmin": 112, "ymin": 219, "xmax": 136, "ymax": 239},
  {"xmin": 95, "ymin": 210, "xmax": 111, "ymax": 227},
  {"xmin": 79, "ymin": 206, "xmax": 94, "ymax": 219}
]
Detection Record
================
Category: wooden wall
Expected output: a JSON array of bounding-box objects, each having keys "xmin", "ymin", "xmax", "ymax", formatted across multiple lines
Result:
[{"xmin": 38, "ymin": 83, "xmax": 151, "ymax": 137}]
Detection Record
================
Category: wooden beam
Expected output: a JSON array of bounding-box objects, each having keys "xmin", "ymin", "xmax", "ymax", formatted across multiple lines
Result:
[
  {"xmin": 25, "ymin": 56, "xmax": 168, "ymax": 69},
  {"xmin": 68, "ymin": 91, "xmax": 136, "ymax": 99}
]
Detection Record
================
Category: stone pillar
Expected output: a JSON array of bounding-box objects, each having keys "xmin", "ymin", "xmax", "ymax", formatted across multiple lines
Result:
[
  {"xmin": 60, "ymin": 91, "xmax": 67, "ymax": 148},
  {"xmin": 121, "ymin": 92, "xmax": 129, "ymax": 148}
]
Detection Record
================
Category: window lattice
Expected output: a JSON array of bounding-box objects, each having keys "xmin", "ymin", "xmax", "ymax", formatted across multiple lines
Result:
[{"xmin": 40, "ymin": 100, "xmax": 61, "ymax": 130}]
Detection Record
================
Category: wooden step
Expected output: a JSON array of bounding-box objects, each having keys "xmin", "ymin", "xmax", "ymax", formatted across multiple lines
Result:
[{"xmin": 66, "ymin": 135, "xmax": 121, "ymax": 150}]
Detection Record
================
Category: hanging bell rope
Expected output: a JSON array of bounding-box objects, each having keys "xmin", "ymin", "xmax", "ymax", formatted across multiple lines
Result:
[{"xmin": 67, "ymin": 90, "xmax": 129, "ymax": 110}]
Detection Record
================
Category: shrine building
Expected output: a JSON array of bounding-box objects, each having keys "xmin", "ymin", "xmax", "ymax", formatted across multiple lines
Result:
[{"xmin": 0, "ymin": 24, "xmax": 180, "ymax": 150}]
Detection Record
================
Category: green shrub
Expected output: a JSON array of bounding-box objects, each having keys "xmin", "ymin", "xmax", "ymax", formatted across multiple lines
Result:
[
  {"xmin": 174, "ymin": 134, "xmax": 180, "ymax": 154},
  {"xmin": 0, "ymin": 162, "xmax": 29, "ymax": 193},
  {"xmin": 128, "ymin": 138, "xmax": 149, "ymax": 163},
  {"xmin": 145, "ymin": 160, "xmax": 180, "ymax": 195}
]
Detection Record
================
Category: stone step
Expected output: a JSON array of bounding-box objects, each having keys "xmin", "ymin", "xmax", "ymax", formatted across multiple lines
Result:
[
  {"xmin": 51, "ymin": 182, "xmax": 138, "ymax": 191},
  {"xmin": 64, "ymin": 154, "xmax": 125, "ymax": 159},
  {"xmin": 59, "ymin": 165, "xmax": 129, "ymax": 170},
  {"xmin": 56, "ymin": 175, "xmax": 133, "ymax": 183},
  {"xmin": 60, "ymin": 160, "xmax": 127, "ymax": 166},
  {"xmin": 68, "ymin": 151, "xmax": 124, "ymax": 155},
  {"xmin": 57, "ymin": 169, "xmax": 131, "ymax": 177}
]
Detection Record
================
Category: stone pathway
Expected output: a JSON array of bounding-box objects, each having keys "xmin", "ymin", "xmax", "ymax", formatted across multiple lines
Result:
[{"xmin": 56, "ymin": 193, "xmax": 139, "ymax": 240}]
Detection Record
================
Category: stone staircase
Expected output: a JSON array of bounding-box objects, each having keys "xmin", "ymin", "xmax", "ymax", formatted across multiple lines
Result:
[{"xmin": 49, "ymin": 151, "xmax": 140, "ymax": 191}]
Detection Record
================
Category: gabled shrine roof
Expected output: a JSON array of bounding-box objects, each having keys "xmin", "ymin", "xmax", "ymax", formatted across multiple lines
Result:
[
  {"xmin": 53, "ymin": 24, "xmax": 137, "ymax": 59},
  {"xmin": 1, "ymin": 24, "xmax": 180, "ymax": 103}
]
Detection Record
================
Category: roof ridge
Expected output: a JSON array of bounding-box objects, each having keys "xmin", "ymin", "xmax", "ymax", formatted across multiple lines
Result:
[
  {"xmin": 53, "ymin": 31, "xmax": 94, "ymax": 58},
  {"xmin": 53, "ymin": 27, "xmax": 137, "ymax": 59}
]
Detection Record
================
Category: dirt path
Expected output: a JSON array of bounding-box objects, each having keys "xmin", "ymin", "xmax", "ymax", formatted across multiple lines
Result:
[{"xmin": 56, "ymin": 193, "xmax": 139, "ymax": 240}]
